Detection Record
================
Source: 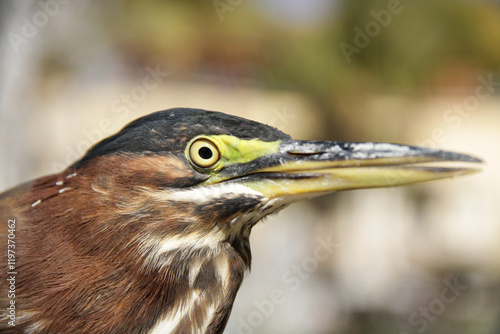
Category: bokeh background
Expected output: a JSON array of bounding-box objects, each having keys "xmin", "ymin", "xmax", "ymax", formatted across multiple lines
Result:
[{"xmin": 1, "ymin": 1, "xmax": 499, "ymax": 333}]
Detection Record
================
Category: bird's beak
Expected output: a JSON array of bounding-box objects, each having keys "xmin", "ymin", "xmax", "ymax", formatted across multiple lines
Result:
[{"xmin": 223, "ymin": 140, "xmax": 483, "ymax": 200}]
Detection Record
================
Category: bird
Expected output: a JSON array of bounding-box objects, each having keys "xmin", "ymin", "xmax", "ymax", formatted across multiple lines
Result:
[{"xmin": 0, "ymin": 107, "xmax": 481, "ymax": 334}]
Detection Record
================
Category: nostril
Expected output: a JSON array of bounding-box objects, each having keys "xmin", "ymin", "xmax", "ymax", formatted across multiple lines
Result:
[{"xmin": 287, "ymin": 151, "xmax": 322, "ymax": 157}]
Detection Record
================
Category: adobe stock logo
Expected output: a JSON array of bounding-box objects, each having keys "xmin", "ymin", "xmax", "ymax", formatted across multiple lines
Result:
[
  {"xmin": 339, "ymin": 0, "xmax": 405, "ymax": 63},
  {"xmin": 8, "ymin": 0, "xmax": 70, "ymax": 53},
  {"xmin": 213, "ymin": 0, "xmax": 244, "ymax": 21},
  {"xmin": 402, "ymin": 276, "xmax": 467, "ymax": 334},
  {"xmin": 268, "ymin": 106, "xmax": 296, "ymax": 130},
  {"xmin": 235, "ymin": 235, "xmax": 339, "ymax": 334},
  {"xmin": 50, "ymin": 65, "xmax": 169, "ymax": 172},
  {"xmin": 417, "ymin": 73, "xmax": 500, "ymax": 148}
]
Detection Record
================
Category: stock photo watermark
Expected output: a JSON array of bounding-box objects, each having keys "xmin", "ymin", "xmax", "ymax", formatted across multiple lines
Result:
[
  {"xmin": 268, "ymin": 106, "xmax": 296, "ymax": 130},
  {"xmin": 339, "ymin": 0, "xmax": 405, "ymax": 63},
  {"xmin": 381, "ymin": 73, "xmax": 498, "ymax": 187},
  {"xmin": 234, "ymin": 235, "xmax": 339, "ymax": 334},
  {"xmin": 8, "ymin": 0, "xmax": 69, "ymax": 53},
  {"xmin": 5, "ymin": 219, "xmax": 17, "ymax": 327},
  {"xmin": 50, "ymin": 65, "xmax": 169, "ymax": 172},
  {"xmin": 400, "ymin": 276, "xmax": 467, "ymax": 333},
  {"xmin": 417, "ymin": 73, "xmax": 500, "ymax": 148},
  {"xmin": 213, "ymin": 0, "xmax": 244, "ymax": 21}
]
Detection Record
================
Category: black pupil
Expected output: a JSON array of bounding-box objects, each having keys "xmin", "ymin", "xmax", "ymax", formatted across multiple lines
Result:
[{"xmin": 199, "ymin": 147, "xmax": 213, "ymax": 160}]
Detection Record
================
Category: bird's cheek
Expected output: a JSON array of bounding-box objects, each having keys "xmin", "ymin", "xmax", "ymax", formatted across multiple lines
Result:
[
  {"xmin": 87, "ymin": 154, "xmax": 208, "ymax": 189},
  {"xmin": 196, "ymin": 197, "xmax": 262, "ymax": 220}
]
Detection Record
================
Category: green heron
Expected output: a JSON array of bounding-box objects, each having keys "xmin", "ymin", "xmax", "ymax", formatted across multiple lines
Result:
[{"xmin": 0, "ymin": 108, "xmax": 481, "ymax": 333}]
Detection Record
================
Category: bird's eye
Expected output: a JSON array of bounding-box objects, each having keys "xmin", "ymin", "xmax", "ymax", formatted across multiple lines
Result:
[{"xmin": 189, "ymin": 138, "xmax": 220, "ymax": 168}]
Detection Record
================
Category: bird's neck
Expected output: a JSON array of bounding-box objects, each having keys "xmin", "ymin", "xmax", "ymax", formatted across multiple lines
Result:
[
  {"xmin": 12, "ymin": 169, "xmax": 251, "ymax": 333},
  {"xmin": 148, "ymin": 246, "xmax": 247, "ymax": 333}
]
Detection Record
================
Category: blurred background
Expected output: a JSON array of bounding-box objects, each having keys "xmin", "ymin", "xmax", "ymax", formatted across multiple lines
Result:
[{"xmin": 0, "ymin": 0, "xmax": 499, "ymax": 333}]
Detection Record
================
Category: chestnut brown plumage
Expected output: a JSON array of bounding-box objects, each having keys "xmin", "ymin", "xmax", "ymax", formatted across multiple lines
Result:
[{"xmin": 0, "ymin": 108, "xmax": 481, "ymax": 333}]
